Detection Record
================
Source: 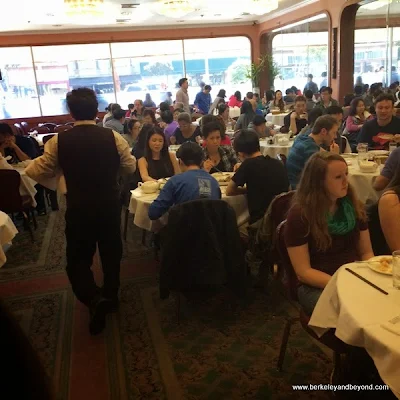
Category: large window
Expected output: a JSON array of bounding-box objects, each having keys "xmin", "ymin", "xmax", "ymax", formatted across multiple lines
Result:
[
  {"xmin": 0, "ymin": 47, "xmax": 41, "ymax": 119},
  {"xmin": 183, "ymin": 37, "xmax": 251, "ymax": 103},
  {"xmin": 354, "ymin": 2, "xmax": 400, "ymax": 88},
  {"xmin": 111, "ymin": 40, "xmax": 184, "ymax": 108},
  {"xmin": 32, "ymin": 44, "xmax": 114, "ymax": 116},
  {"xmin": 272, "ymin": 14, "xmax": 329, "ymax": 93},
  {"xmin": 0, "ymin": 36, "xmax": 251, "ymax": 119}
]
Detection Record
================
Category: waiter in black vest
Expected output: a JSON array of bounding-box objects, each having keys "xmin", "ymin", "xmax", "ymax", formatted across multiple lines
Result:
[{"xmin": 26, "ymin": 88, "xmax": 136, "ymax": 335}]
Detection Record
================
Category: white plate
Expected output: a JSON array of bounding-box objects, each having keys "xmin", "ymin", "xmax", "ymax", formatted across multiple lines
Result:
[
  {"xmin": 211, "ymin": 172, "xmax": 234, "ymax": 186},
  {"xmin": 367, "ymin": 256, "xmax": 393, "ymax": 275},
  {"xmin": 368, "ymin": 150, "xmax": 389, "ymax": 156}
]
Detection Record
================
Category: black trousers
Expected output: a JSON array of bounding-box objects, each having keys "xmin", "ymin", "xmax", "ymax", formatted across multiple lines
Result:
[{"xmin": 65, "ymin": 205, "xmax": 122, "ymax": 306}]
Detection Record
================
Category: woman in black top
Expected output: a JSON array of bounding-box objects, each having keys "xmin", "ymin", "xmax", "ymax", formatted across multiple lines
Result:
[
  {"xmin": 138, "ymin": 126, "xmax": 180, "ymax": 181},
  {"xmin": 170, "ymin": 112, "xmax": 201, "ymax": 145}
]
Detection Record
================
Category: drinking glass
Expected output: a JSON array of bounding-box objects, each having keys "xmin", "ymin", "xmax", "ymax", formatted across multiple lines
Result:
[
  {"xmin": 357, "ymin": 143, "xmax": 368, "ymax": 164},
  {"xmin": 393, "ymin": 251, "xmax": 400, "ymax": 289}
]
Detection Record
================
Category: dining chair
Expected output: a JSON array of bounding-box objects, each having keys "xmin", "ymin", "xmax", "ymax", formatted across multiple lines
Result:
[
  {"xmin": 29, "ymin": 137, "xmax": 42, "ymax": 158},
  {"xmin": 41, "ymin": 123, "xmax": 57, "ymax": 131},
  {"xmin": 42, "ymin": 134, "xmax": 56, "ymax": 145},
  {"xmin": 340, "ymin": 136, "xmax": 351, "ymax": 154},
  {"xmin": 31, "ymin": 126, "xmax": 50, "ymax": 134},
  {"xmin": 54, "ymin": 125, "xmax": 72, "ymax": 133},
  {"xmin": 276, "ymin": 153, "xmax": 287, "ymax": 165},
  {"xmin": 20, "ymin": 122, "xmax": 30, "ymax": 135},
  {"xmin": 13, "ymin": 123, "xmax": 24, "ymax": 136},
  {"xmin": 0, "ymin": 170, "xmax": 37, "ymax": 242},
  {"xmin": 275, "ymin": 220, "xmax": 348, "ymax": 373}
]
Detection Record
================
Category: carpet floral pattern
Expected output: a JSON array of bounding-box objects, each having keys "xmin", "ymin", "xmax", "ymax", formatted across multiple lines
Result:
[
  {"xmin": 107, "ymin": 279, "xmax": 333, "ymax": 400},
  {"xmin": 5, "ymin": 289, "xmax": 74, "ymax": 400}
]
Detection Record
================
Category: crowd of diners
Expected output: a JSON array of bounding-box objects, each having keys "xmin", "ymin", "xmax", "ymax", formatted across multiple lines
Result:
[
  {"xmin": 2, "ymin": 78, "xmax": 400, "ymax": 395},
  {"xmin": 0, "ymin": 79, "xmax": 399, "ymax": 332}
]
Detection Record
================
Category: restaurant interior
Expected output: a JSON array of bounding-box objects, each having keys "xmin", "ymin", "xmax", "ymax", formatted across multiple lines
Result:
[{"xmin": 1, "ymin": 0, "xmax": 400, "ymax": 399}]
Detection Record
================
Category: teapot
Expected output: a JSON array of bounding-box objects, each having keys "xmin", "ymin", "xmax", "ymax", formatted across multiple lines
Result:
[{"xmin": 138, "ymin": 181, "xmax": 160, "ymax": 194}]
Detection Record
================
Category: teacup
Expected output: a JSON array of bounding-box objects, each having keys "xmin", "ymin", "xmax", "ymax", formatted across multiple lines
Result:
[{"xmin": 138, "ymin": 181, "xmax": 160, "ymax": 193}]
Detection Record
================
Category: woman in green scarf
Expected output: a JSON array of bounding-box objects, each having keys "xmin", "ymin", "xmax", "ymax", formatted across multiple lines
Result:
[{"xmin": 284, "ymin": 152, "xmax": 374, "ymax": 316}]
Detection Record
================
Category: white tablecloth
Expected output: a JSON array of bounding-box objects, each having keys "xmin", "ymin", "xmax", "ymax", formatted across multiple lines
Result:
[
  {"xmin": 229, "ymin": 107, "xmax": 241, "ymax": 119},
  {"xmin": 309, "ymin": 263, "xmax": 400, "ymax": 398},
  {"xmin": 266, "ymin": 112, "xmax": 289, "ymax": 127},
  {"xmin": 14, "ymin": 167, "xmax": 38, "ymax": 208},
  {"xmin": 347, "ymin": 161, "xmax": 381, "ymax": 205},
  {"xmin": 0, "ymin": 211, "xmax": 18, "ymax": 268},
  {"xmin": 129, "ymin": 186, "xmax": 249, "ymax": 232},
  {"xmin": 259, "ymin": 139, "xmax": 293, "ymax": 159}
]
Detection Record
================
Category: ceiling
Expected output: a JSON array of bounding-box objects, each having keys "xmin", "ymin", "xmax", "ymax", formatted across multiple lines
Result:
[{"xmin": 0, "ymin": 0, "xmax": 315, "ymax": 34}]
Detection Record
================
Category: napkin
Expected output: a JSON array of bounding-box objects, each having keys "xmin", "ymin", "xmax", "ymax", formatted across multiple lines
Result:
[
  {"xmin": 0, "ymin": 156, "xmax": 13, "ymax": 170},
  {"xmin": 381, "ymin": 315, "xmax": 400, "ymax": 336}
]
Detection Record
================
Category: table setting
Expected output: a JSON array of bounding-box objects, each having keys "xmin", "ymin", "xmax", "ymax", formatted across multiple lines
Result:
[
  {"xmin": 259, "ymin": 134, "xmax": 293, "ymax": 159},
  {"xmin": 309, "ymin": 255, "xmax": 400, "ymax": 398},
  {"xmin": 128, "ymin": 174, "xmax": 249, "ymax": 232},
  {"xmin": 266, "ymin": 110, "xmax": 290, "ymax": 127},
  {"xmin": 342, "ymin": 151, "xmax": 385, "ymax": 204}
]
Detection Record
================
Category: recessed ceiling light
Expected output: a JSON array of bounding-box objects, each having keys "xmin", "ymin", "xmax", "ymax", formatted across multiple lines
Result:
[
  {"xmin": 116, "ymin": 19, "xmax": 131, "ymax": 23},
  {"xmin": 214, "ymin": 14, "xmax": 221, "ymax": 16}
]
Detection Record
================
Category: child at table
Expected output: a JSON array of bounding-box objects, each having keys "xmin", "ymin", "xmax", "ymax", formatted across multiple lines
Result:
[
  {"xmin": 284, "ymin": 152, "xmax": 374, "ymax": 315},
  {"xmin": 148, "ymin": 142, "xmax": 221, "ymax": 221},
  {"xmin": 225, "ymin": 129, "xmax": 289, "ymax": 226}
]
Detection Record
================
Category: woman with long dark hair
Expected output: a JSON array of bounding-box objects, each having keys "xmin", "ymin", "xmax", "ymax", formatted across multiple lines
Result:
[
  {"xmin": 138, "ymin": 126, "xmax": 180, "ymax": 181},
  {"xmin": 269, "ymin": 90, "xmax": 286, "ymax": 111},
  {"xmin": 285, "ymin": 152, "xmax": 374, "ymax": 315},
  {"xmin": 228, "ymin": 90, "xmax": 243, "ymax": 108},
  {"xmin": 234, "ymin": 100, "xmax": 256, "ymax": 130},
  {"xmin": 132, "ymin": 123, "xmax": 153, "ymax": 160},
  {"xmin": 344, "ymin": 97, "xmax": 372, "ymax": 151}
]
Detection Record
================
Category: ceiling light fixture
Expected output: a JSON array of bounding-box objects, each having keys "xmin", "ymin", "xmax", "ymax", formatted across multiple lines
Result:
[
  {"xmin": 247, "ymin": 0, "xmax": 279, "ymax": 15},
  {"xmin": 64, "ymin": 0, "xmax": 105, "ymax": 18},
  {"xmin": 155, "ymin": 0, "xmax": 196, "ymax": 19}
]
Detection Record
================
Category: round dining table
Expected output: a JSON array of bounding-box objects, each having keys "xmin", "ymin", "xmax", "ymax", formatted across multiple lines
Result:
[
  {"xmin": 129, "ymin": 186, "xmax": 249, "ymax": 232},
  {"xmin": 345, "ymin": 157, "xmax": 381, "ymax": 205},
  {"xmin": 0, "ymin": 211, "xmax": 18, "ymax": 268},
  {"xmin": 266, "ymin": 112, "xmax": 289, "ymax": 127},
  {"xmin": 309, "ymin": 261, "xmax": 400, "ymax": 399},
  {"xmin": 259, "ymin": 138, "xmax": 293, "ymax": 159}
]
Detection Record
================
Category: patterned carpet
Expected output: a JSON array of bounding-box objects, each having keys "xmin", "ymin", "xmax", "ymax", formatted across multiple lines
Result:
[{"xmin": 0, "ymin": 199, "xmax": 334, "ymax": 400}]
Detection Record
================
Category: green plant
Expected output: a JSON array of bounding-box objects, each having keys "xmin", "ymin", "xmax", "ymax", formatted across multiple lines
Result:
[
  {"xmin": 245, "ymin": 54, "xmax": 280, "ymax": 88},
  {"xmin": 265, "ymin": 55, "xmax": 280, "ymax": 87}
]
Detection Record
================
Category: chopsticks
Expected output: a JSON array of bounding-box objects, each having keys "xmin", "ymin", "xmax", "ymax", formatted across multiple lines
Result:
[{"xmin": 345, "ymin": 268, "xmax": 389, "ymax": 295}]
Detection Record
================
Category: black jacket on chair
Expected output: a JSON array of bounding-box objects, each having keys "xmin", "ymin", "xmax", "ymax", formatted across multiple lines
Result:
[{"xmin": 159, "ymin": 199, "xmax": 247, "ymax": 299}]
